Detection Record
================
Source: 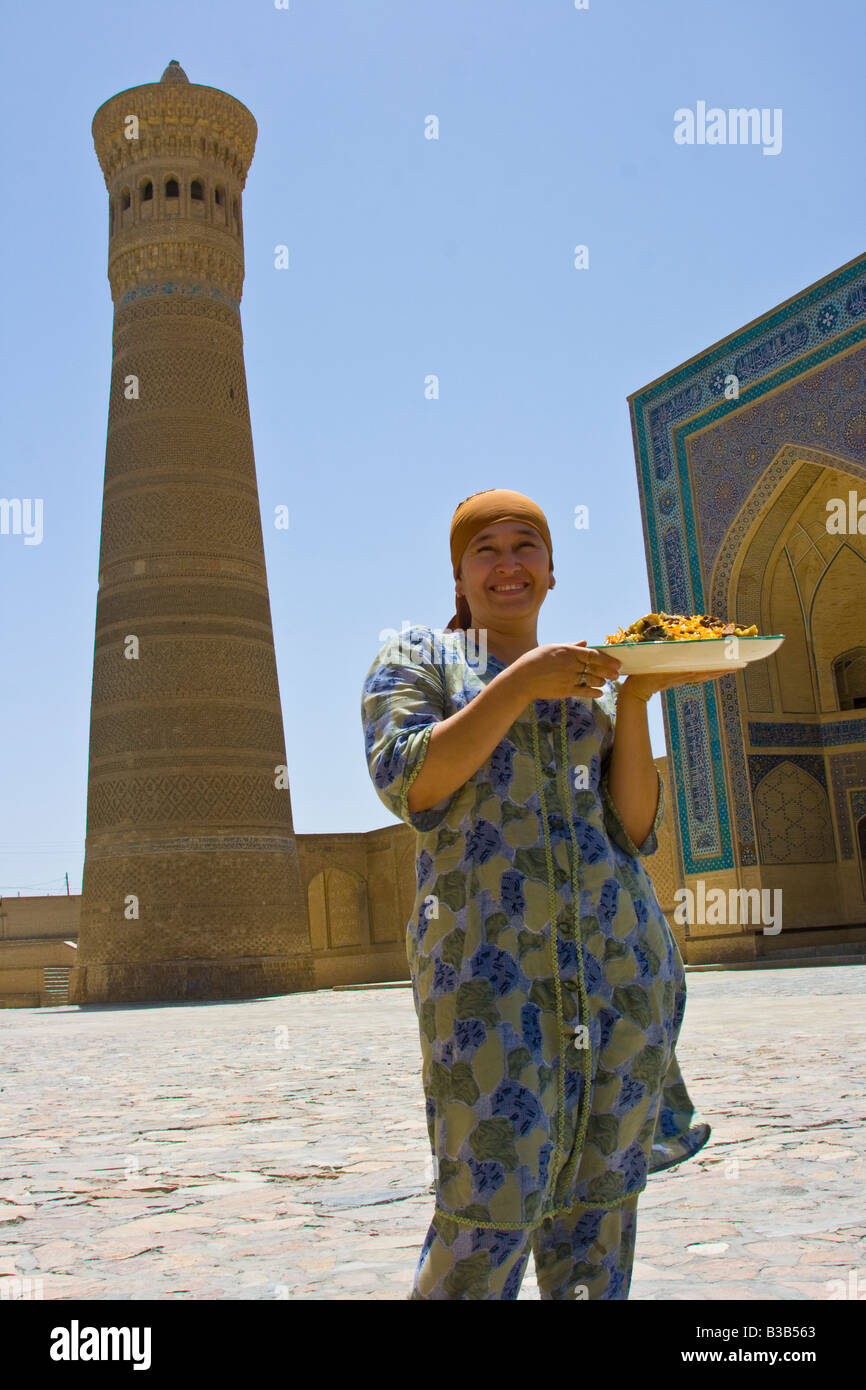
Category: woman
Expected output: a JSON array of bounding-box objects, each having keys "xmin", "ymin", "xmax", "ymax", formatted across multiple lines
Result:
[{"xmin": 360, "ymin": 488, "xmax": 722, "ymax": 1300}]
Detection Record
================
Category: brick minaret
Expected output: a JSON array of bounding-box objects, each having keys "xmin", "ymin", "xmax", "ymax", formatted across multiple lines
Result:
[{"xmin": 69, "ymin": 61, "xmax": 314, "ymax": 1003}]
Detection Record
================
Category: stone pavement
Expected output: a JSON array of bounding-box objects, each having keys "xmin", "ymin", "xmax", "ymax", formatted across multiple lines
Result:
[{"xmin": 1, "ymin": 964, "xmax": 864, "ymax": 1300}]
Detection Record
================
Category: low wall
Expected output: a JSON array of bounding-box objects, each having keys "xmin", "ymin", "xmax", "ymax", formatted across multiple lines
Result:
[{"xmin": 3, "ymin": 754, "xmax": 862, "ymax": 1005}]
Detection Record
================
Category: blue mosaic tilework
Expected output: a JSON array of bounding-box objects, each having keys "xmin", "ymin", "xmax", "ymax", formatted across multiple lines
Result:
[
  {"xmin": 718, "ymin": 671, "xmax": 757, "ymax": 866},
  {"xmin": 672, "ymin": 332, "xmax": 866, "ymax": 618},
  {"xmin": 688, "ymin": 346, "xmax": 866, "ymax": 578},
  {"xmin": 747, "ymin": 753, "xmax": 828, "ymax": 793},
  {"xmin": 118, "ymin": 281, "xmax": 240, "ymax": 313},
  {"xmin": 666, "ymin": 685, "xmax": 732, "ymax": 867},
  {"xmin": 749, "ymin": 718, "xmax": 866, "ymax": 747},
  {"xmin": 629, "ymin": 254, "xmax": 866, "ymax": 876}
]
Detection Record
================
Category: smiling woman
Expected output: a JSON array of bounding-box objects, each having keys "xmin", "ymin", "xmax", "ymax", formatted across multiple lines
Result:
[
  {"xmin": 447, "ymin": 509, "xmax": 555, "ymax": 667},
  {"xmin": 360, "ymin": 487, "xmax": 712, "ymax": 1301}
]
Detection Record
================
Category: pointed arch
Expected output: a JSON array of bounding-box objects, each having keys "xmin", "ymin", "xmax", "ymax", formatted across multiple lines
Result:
[
  {"xmin": 754, "ymin": 760, "xmax": 835, "ymax": 864},
  {"xmin": 306, "ymin": 867, "xmax": 369, "ymax": 950},
  {"xmin": 709, "ymin": 447, "xmax": 866, "ymax": 715},
  {"xmin": 834, "ymin": 648, "xmax": 866, "ymax": 711}
]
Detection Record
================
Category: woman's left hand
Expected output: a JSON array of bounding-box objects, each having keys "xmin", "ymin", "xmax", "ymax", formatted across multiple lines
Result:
[{"xmin": 618, "ymin": 668, "xmax": 732, "ymax": 704}]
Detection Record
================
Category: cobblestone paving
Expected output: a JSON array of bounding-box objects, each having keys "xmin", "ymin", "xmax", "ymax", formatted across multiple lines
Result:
[{"xmin": 1, "ymin": 965, "xmax": 864, "ymax": 1300}]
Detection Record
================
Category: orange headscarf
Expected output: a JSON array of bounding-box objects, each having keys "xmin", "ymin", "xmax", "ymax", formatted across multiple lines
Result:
[{"xmin": 445, "ymin": 488, "xmax": 554, "ymax": 631}]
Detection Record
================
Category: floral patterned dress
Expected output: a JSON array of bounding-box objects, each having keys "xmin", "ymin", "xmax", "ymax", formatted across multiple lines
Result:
[{"xmin": 361, "ymin": 625, "xmax": 710, "ymax": 1233}]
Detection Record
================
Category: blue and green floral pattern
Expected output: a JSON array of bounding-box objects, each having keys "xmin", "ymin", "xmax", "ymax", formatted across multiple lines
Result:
[{"xmin": 361, "ymin": 626, "xmax": 710, "ymax": 1242}]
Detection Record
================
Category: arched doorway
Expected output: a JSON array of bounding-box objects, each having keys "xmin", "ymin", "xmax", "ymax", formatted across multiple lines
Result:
[{"xmin": 834, "ymin": 648, "xmax": 866, "ymax": 711}]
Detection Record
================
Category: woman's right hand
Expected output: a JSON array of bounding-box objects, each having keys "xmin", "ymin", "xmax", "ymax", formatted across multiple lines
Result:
[{"xmin": 510, "ymin": 641, "xmax": 622, "ymax": 702}]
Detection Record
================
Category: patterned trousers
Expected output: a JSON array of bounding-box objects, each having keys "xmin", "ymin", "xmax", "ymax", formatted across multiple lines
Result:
[{"xmin": 407, "ymin": 1193, "xmax": 640, "ymax": 1299}]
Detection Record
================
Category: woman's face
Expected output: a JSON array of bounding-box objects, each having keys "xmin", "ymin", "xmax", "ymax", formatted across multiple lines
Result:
[{"xmin": 457, "ymin": 520, "xmax": 552, "ymax": 626}]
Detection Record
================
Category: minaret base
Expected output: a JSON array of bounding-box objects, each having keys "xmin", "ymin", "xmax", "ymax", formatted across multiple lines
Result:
[{"xmin": 67, "ymin": 954, "xmax": 315, "ymax": 1005}]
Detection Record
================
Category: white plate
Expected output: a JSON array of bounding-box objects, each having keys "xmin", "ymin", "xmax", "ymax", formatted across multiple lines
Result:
[{"xmin": 593, "ymin": 634, "xmax": 785, "ymax": 677}]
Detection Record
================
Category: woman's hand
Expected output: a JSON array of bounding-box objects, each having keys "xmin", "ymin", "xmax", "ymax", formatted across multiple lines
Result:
[
  {"xmin": 511, "ymin": 639, "xmax": 621, "ymax": 702},
  {"xmin": 618, "ymin": 668, "xmax": 732, "ymax": 704}
]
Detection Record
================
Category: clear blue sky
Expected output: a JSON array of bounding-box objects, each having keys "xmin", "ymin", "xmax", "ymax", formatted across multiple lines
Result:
[{"xmin": 1, "ymin": 0, "xmax": 863, "ymax": 895}]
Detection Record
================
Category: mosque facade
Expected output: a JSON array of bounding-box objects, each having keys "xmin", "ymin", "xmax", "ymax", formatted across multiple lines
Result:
[{"xmin": 627, "ymin": 252, "xmax": 866, "ymax": 964}]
